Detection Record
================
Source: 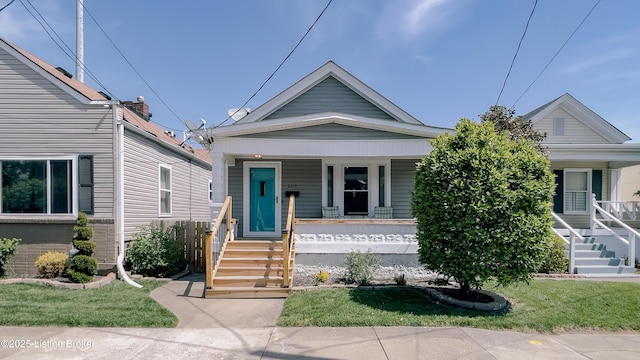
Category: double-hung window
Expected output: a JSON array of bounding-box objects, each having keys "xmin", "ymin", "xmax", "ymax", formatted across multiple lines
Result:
[
  {"xmin": 1, "ymin": 158, "xmax": 74, "ymax": 214},
  {"xmin": 159, "ymin": 165, "xmax": 172, "ymax": 216},
  {"xmin": 564, "ymin": 169, "xmax": 590, "ymax": 214}
]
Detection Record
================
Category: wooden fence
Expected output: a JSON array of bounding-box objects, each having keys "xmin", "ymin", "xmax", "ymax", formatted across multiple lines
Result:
[{"xmin": 154, "ymin": 220, "xmax": 209, "ymax": 273}]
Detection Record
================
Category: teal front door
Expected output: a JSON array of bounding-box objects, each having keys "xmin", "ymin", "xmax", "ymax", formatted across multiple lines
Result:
[{"xmin": 244, "ymin": 162, "xmax": 281, "ymax": 237}]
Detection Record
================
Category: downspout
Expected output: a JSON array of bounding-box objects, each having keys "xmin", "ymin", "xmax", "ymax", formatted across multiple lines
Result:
[{"xmin": 115, "ymin": 105, "xmax": 142, "ymax": 288}]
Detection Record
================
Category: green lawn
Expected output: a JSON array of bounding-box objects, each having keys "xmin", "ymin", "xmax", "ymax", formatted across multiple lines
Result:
[
  {"xmin": 0, "ymin": 280, "xmax": 177, "ymax": 327},
  {"xmin": 278, "ymin": 280, "xmax": 640, "ymax": 333}
]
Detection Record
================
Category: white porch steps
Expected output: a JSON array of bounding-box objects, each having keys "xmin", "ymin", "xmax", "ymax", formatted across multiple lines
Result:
[
  {"xmin": 572, "ymin": 237, "xmax": 636, "ymax": 276},
  {"xmin": 205, "ymin": 240, "xmax": 292, "ymax": 299}
]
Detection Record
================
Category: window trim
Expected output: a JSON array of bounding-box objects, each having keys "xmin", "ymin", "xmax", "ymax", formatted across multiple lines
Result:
[
  {"xmin": 321, "ymin": 158, "xmax": 391, "ymax": 217},
  {"xmin": 563, "ymin": 168, "xmax": 591, "ymax": 215},
  {"xmin": 0, "ymin": 156, "xmax": 78, "ymax": 217},
  {"xmin": 158, "ymin": 164, "xmax": 172, "ymax": 216},
  {"xmin": 208, "ymin": 179, "xmax": 213, "ymax": 203}
]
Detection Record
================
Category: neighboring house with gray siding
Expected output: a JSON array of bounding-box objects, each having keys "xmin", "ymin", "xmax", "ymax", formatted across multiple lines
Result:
[{"xmin": 0, "ymin": 38, "xmax": 211, "ymax": 275}]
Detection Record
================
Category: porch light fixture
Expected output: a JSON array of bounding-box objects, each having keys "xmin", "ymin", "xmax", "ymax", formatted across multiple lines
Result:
[{"xmin": 253, "ymin": 154, "xmax": 263, "ymax": 159}]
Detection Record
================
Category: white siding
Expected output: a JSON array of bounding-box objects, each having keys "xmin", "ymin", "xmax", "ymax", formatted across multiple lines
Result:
[
  {"xmin": 536, "ymin": 108, "xmax": 609, "ymax": 144},
  {"xmin": 123, "ymin": 130, "xmax": 211, "ymax": 240}
]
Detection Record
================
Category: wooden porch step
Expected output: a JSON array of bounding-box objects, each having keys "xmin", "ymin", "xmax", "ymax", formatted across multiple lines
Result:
[
  {"xmin": 212, "ymin": 275, "xmax": 284, "ymax": 288},
  {"xmin": 226, "ymin": 240, "xmax": 282, "ymax": 249},
  {"xmin": 205, "ymin": 286, "xmax": 290, "ymax": 299},
  {"xmin": 223, "ymin": 248, "xmax": 283, "ymax": 258},
  {"xmin": 216, "ymin": 266, "xmax": 285, "ymax": 277},
  {"xmin": 220, "ymin": 257, "xmax": 284, "ymax": 267}
]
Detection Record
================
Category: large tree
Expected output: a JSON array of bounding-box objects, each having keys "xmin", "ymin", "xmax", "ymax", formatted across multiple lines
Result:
[
  {"xmin": 412, "ymin": 119, "xmax": 555, "ymax": 294},
  {"xmin": 480, "ymin": 105, "xmax": 547, "ymax": 154}
]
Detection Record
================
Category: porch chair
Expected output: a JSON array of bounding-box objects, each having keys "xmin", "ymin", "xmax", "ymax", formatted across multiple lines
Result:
[
  {"xmin": 374, "ymin": 206, "xmax": 393, "ymax": 219},
  {"xmin": 322, "ymin": 206, "xmax": 342, "ymax": 219}
]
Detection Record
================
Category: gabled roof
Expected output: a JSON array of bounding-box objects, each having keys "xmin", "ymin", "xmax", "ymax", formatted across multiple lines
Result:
[
  {"xmin": 0, "ymin": 38, "xmax": 210, "ymax": 164},
  {"xmin": 234, "ymin": 61, "xmax": 425, "ymax": 126},
  {"xmin": 210, "ymin": 61, "xmax": 449, "ymax": 139},
  {"xmin": 522, "ymin": 93, "xmax": 630, "ymax": 144}
]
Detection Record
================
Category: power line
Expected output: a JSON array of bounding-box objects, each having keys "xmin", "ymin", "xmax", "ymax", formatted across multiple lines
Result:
[
  {"xmin": 216, "ymin": 0, "xmax": 333, "ymax": 128},
  {"xmin": 0, "ymin": 0, "xmax": 15, "ymax": 13},
  {"xmin": 512, "ymin": 0, "xmax": 601, "ymax": 107},
  {"xmin": 82, "ymin": 2, "xmax": 185, "ymax": 131},
  {"xmin": 18, "ymin": 0, "xmax": 115, "ymax": 99},
  {"xmin": 495, "ymin": 0, "xmax": 537, "ymax": 105}
]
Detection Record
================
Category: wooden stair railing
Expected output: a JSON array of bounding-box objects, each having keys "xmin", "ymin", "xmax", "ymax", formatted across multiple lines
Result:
[
  {"xmin": 205, "ymin": 196, "xmax": 233, "ymax": 291},
  {"xmin": 282, "ymin": 195, "xmax": 296, "ymax": 288}
]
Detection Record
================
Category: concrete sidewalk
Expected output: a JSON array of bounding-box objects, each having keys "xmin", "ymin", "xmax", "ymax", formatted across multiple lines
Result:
[
  {"xmin": 2, "ymin": 325, "xmax": 639, "ymax": 359},
  {"xmin": 2, "ymin": 274, "xmax": 640, "ymax": 359}
]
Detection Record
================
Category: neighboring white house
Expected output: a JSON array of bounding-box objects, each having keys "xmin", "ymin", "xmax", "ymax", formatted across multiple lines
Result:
[
  {"xmin": 0, "ymin": 38, "xmax": 212, "ymax": 275},
  {"xmin": 524, "ymin": 93, "xmax": 640, "ymax": 228}
]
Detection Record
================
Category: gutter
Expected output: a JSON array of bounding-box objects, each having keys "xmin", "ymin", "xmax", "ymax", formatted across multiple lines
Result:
[{"xmin": 114, "ymin": 105, "xmax": 142, "ymax": 288}]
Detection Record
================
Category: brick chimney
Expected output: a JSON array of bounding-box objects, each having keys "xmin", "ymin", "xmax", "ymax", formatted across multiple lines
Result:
[{"xmin": 123, "ymin": 96, "xmax": 151, "ymax": 121}]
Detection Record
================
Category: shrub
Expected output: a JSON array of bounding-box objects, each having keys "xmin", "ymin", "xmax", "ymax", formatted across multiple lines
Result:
[
  {"xmin": 125, "ymin": 224, "xmax": 185, "ymax": 277},
  {"xmin": 344, "ymin": 250, "xmax": 380, "ymax": 285},
  {"xmin": 35, "ymin": 251, "xmax": 68, "ymax": 278},
  {"xmin": 412, "ymin": 119, "xmax": 555, "ymax": 294},
  {"xmin": 72, "ymin": 240, "xmax": 96, "ymax": 257},
  {"xmin": 313, "ymin": 270, "xmax": 329, "ymax": 285},
  {"xmin": 394, "ymin": 274, "xmax": 407, "ymax": 286},
  {"xmin": 65, "ymin": 269, "xmax": 94, "ymax": 283},
  {"xmin": 68, "ymin": 212, "xmax": 97, "ymax": 283},
  {"xmin": 69, "ymin": 255, "xmax": 98, "ymax": 276},
  {"xmin": 538, "ymin": 236, "xmax": 568, "ymax": 274},
  {"xmin": 0, "ymin": 237, "xmax": 21, "ymax": 278}
]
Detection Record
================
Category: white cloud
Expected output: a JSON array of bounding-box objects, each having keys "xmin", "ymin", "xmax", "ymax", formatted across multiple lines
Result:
[
  {"xmin": 0, "ymin": 8, "xmax": 40, "ymax": 40},
  {"xmin": 403, "ymin": 0, "xmax": 450, "ymax": 36},
  {"xmin": 415, "ymin": 55, "xmax": 432, "ymax": 65},
  {"xmin": 562, "ymin": 49, "xmax": 634, "ymax": 74}
]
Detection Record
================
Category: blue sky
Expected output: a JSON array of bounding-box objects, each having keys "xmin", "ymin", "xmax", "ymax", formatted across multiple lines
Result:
[{"xmin": 1, "ymin": 0, "xmax": 639, "ymax": 143}]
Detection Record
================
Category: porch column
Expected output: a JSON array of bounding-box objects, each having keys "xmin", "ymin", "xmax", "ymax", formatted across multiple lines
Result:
[
  {"xmin": 609, "ymin": 168, "xmax": 621, "ymax": 203},
  {"xmin": 210, "ymin": 151, "xmax": 227, "ymax": 203}
]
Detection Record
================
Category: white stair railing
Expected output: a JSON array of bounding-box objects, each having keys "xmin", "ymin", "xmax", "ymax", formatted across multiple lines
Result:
[
  {"xmin": 591, "ymin": 194, "xmax": 638, "ymax": 268},
  {"xmin": 551, "ymin": 212, "xmax": 583, "ymax": 274},
  {"xmin": 597, "ymin": 200, "xmax": 640, "ymax": 221}
]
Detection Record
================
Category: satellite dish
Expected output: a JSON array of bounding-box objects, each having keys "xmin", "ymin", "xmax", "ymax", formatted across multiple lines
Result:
[
  {"xmin": 227, "ymin": 108, "xmax": 250, "ymax": 121},
  {"xmin": 184, "ymin": 119, "xmax": 199, "ymax": 131}
]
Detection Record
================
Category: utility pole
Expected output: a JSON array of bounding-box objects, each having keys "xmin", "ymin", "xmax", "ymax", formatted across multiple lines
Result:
[{"xmin": 75, "ymin": 0, "xmax": 84, "ymax": 82}]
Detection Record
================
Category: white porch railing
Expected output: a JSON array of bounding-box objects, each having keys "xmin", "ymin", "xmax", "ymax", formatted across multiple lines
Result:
[
  {"xmin": 597, "ymin": 200, "xmax": 640, "ymax": 221},
  {"xmin": 551, "ymin": 212, "xmax": 583, "ymax": 274},
  {"xmin": 591, "ymin": 194, "xmax": 638, "ymax": 268}
]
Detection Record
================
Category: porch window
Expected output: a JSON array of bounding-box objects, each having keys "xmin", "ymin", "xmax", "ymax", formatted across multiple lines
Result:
[
  {"xmin": 1, "ymin": 159, "xmax": 73, "ymax": 214},
  {"xmin": 344, "ymin": 167, "xmax": 368, "ymax": 215},
  {"xmin": 159, "ymin": 165, "xmax": 172, "ymax": 216},
  {"xmin": 564, "ymin": 169, "xmax": 590, "ymax": 213},
  {"xmin": 323, "ymin": 160, "xmax": 390, "ymax": 217}
]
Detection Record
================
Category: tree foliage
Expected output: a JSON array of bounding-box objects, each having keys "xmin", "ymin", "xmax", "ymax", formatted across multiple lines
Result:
[
  {"xmin": 480, "ymin": 105, "xmax": 547, "ymax": 154},
  {"xmin": 412, "ymin": 119, "xmax": 555, "ymax": 293}
]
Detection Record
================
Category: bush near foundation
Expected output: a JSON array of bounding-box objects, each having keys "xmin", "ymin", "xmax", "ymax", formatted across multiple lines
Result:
[
  {"xmin": 35, "ymin": 251, "xmax": 68, "ymax": 278},
  {"xmin": 67, "ymin": 212, "xmax": 98, "ymax": 283},
  {"xmin": 125, "ymin": 224, "xmax": 185, "ymax": 278},
  {"xmin": 0, "ymin": 237, "xmax": 21, "ymax": 278}
]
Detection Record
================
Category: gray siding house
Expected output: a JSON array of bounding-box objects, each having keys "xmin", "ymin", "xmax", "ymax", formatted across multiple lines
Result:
[
  {"xmin": 0, "ymin": 38, "xmax": 211, "ymax": 275},
  {"xmin": 198, "ymin": 61, "xmax": 640, "ymax": 264}
]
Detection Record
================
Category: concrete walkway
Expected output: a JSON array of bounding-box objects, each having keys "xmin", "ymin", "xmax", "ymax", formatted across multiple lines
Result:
[{"xmin": 1, "ymin": 274, "xmax": 639, "ymax": 359}]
